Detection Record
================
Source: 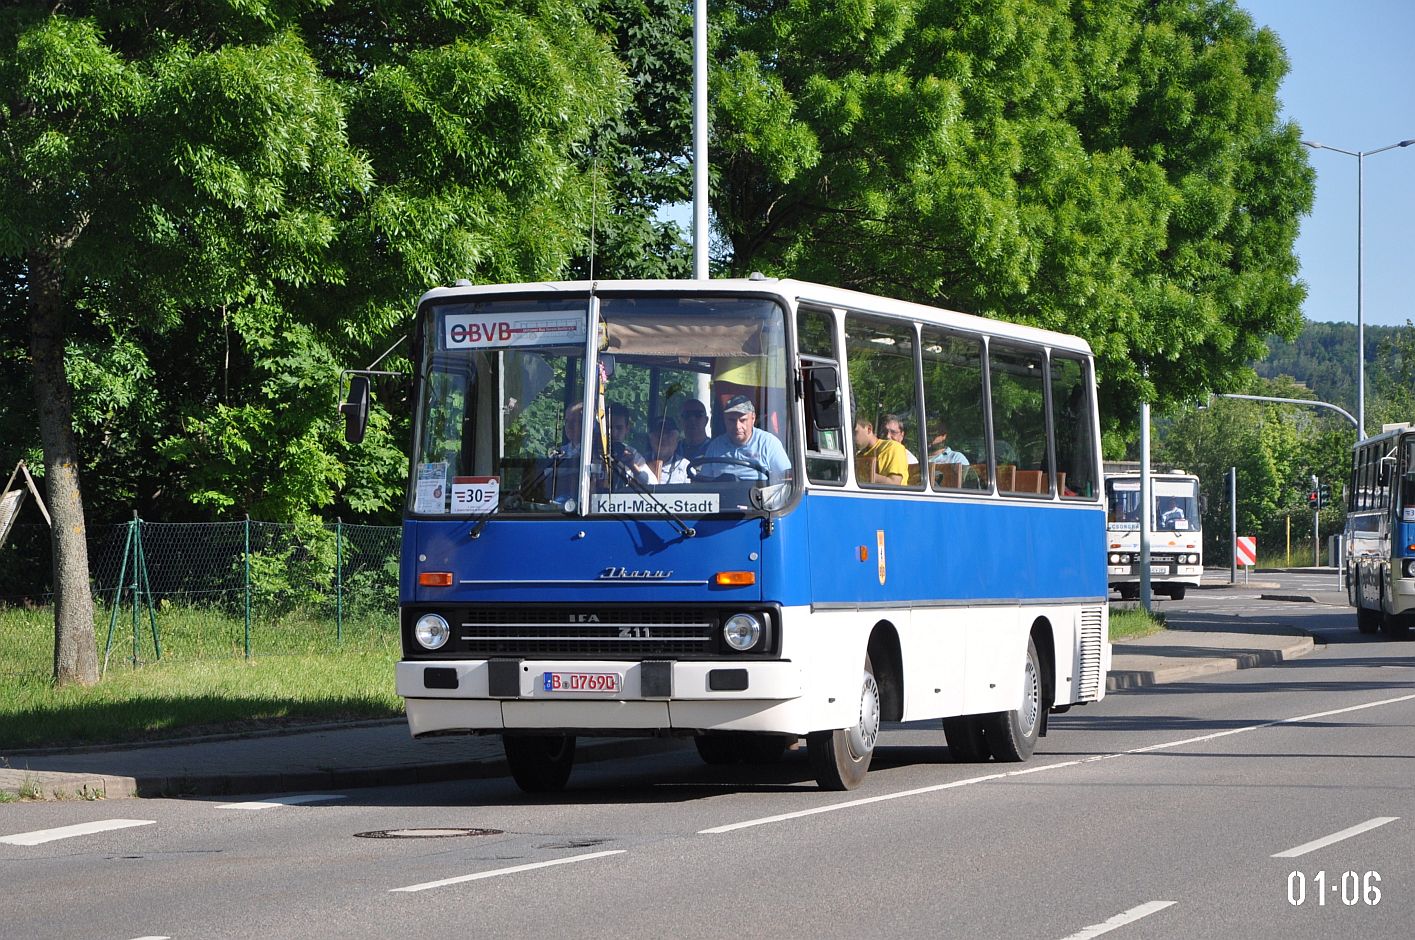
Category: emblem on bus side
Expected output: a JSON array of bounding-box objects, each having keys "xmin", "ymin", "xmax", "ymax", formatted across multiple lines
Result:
[{"xmin": 598, "ymin": 567, "xmax": 674, "ymax": 580}]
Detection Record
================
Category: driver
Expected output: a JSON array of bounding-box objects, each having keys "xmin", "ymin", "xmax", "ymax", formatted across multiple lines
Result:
[{"xmin": 699, "ymin": 395, "xmax": 790, "ymax": 480}]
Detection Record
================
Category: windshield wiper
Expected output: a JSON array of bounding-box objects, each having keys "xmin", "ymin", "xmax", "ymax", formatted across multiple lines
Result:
[{"xmin": 605, "ymin": 456, "xmax": 696, "ymax": 539}]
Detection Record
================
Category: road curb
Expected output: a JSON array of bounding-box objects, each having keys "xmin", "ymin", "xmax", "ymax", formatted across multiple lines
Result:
[
  {"xmin": 1, "ymin": 737, "xmax": 685, "ymax": 802},
  {"xmin": 1258, "ymin": 593, "xmax": 1317, "ymax": 603},
  {"xmin": 1106, "ymin": 633, "xmax": 1315, "ymax": 691}
]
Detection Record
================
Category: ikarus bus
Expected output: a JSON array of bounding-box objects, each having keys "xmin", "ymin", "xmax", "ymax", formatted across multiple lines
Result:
[
  {"xmin": 343, "ymin": 276, "xmax": 1111, "ymax": 792},
  {"xmin": 1104, "ymin": 471, "xmax": 1203, "ymax": 599},
  {"xmin": 1345, "ymin": 423, "xmax": 1415, "ymax": 638}
]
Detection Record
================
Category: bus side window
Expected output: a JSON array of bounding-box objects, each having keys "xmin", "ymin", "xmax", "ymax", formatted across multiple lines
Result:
[
  {"xmin": 1050, "ymin": 354, "xmax": 1098, "ymax": 499},
  {"xmin": 920, "ymin": 326, "xmax": 986, "ymax": 492},
  {"xmin": 844, "ymin": 313, "xmax": 923, "ymax": 489},
  {"xmin": 989, "ymin": 342, "xmax": 1050, "ymax": 497}
]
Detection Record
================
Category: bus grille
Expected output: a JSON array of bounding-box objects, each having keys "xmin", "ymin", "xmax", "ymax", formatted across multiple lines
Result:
[
  {"xmin": 453, "ymin": 608, "xmax": 718, "ymax": 658},
  {"xmin": 1077, "ymin": 607, "xmax": 1105, "ymax": 701}
]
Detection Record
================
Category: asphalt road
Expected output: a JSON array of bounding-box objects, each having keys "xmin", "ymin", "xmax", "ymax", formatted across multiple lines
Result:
[{"xmin": 3, "ymin": 572, "xmax": 1412, "ymax": 939}]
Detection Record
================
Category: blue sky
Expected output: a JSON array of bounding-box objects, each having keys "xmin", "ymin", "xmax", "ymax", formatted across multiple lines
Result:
[{"xmin": 1241, "ymin": 0, "xmax": 1415, "ymax": 327}]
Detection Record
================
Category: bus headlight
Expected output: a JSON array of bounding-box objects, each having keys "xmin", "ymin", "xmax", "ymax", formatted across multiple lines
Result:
[
  {"xmin": 1187, "ymin": 554, "xmax": 1199, "ymax": 565},
  {"xmin": 723, "ymin": 613, "xmax": 763, "ymax": 652},
  {"xmin": 414, "ymin": 613, "xmax": 450, "ymax": 650},
  {"xmin": 1405, "ymin": 559, "xmax": 1415, "ymax": 579},
  {"xmin": 1108, "ymin": 554, "xmax": 1120, "ymax": 564}
]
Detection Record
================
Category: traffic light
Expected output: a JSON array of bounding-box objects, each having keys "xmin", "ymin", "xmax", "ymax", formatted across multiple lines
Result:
[
  {"xmin": 1319, "ymin": 483, "xmax": 1331, "ymax": 508},
  {"xmin": 1308, "ymin": 490, "xmax": 1319, "ymax": 508}
]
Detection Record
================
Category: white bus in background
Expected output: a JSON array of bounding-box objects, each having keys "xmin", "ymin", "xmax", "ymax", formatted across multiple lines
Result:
[{"xmin": 1105, "ymin": 471, "xmax": 1203, "ymax": 600}]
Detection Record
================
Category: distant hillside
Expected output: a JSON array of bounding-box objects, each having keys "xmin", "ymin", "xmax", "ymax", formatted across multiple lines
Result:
[{"xmin": 1254, "ymin": 320, "xmax": 1405, "ymax": 413}]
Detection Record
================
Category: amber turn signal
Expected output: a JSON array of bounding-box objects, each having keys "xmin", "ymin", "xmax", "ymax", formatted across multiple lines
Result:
[
  {"xmin": 418, "ymin": 572, "xmax": 454, "ymax": 587},
  {"xmin": 714, "ymin": 571, "xmax": 756, "ymax": 586}
]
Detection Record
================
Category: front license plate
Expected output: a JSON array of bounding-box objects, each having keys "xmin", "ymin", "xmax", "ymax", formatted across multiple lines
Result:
[
  {"xmin": 543, "ymin": 671, "xmax": 621, "ymax": 693},
  {"xmin": 1149, "ymin": 565, "xmax": 1170, "ymax": 575}
]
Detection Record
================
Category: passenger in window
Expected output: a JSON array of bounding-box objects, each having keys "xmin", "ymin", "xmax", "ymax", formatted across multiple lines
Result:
[
  {"xmin": 678, "ymin": 400, "xmax": 711, "ymax": 460},
  {"xmin": 927, "ymin": 419, "xmax": 970, "ymax": 467},
  {"xmin": 700, "ymin": 395, "xmax": 791, "ymax": 480},
  {"xmin": 881, "ymin": 413, "xmax": 919, "ymax": 469},
  {"xmin": 607, "ymin": 405, "xmax": 655, "ymax": 485},
  {"xmin": 647, "ymin": 417, "xmax": 691, "ymax": 484},
  {"xmin": 854, "ymin": 417, "xmax": 909, "ymax": 485}
]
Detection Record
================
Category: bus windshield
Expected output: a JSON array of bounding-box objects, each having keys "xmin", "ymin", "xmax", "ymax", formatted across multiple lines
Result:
[
  {"xmin": 409, "ymin": 294, "xmax": 793, "ymax": 518},
  {"xmin": 1106, "ymin": 477, "xmax": 1200, "ymax": 532}
]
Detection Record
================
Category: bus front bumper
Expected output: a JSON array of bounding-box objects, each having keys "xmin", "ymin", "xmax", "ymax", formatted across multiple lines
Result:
[{"xmin": 396, "ymin": 659, "xmax": 807, "ymax": 735}]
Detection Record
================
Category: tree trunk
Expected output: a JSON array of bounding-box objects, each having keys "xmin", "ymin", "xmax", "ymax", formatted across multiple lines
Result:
[{"xmin": 27, "ymin": 249, "xmax": 99, "ymax": 686}]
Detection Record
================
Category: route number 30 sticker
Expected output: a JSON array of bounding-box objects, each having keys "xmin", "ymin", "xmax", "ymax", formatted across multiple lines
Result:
[{"xmin": 452, "ymin": 476, "xmax": 499, "ymax": 513}]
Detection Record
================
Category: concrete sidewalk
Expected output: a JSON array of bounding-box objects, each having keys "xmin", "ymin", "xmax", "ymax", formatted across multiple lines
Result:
[{"xmin": 2, "ymin": 607, "xmax": 1320, "ymax": 801}]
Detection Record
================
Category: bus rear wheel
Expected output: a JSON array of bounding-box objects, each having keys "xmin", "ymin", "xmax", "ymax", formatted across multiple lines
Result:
[
  {"xmin": 503, "ymin": 733, "xmax": 576, "ymax": 793},
  {"xmin": 982, "ymin": 637, "xmax": 1042, "ymax": 762},
  {"xmin": 1356, "ymin": 605, "xmax": 1382, "ymax": 634},
  {"xmin": 807, "ymin": 654, "xmax": 879, "ymax": 790}
]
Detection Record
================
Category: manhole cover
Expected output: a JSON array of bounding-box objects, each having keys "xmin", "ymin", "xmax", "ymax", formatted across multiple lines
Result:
[{"xmin": 355, "ymin": 828, "xmax": 503, "ymax": 839}]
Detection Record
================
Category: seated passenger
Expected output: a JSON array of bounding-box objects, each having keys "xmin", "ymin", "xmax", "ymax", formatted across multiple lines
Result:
[
  {"xmin": 647, "ymin": 417, "xmax": 691, "ymax": 484},
  {"xmin": 854, "ymin": 417, "xmax": 909, "ymax": 485},
  {"xmin": 699, "ymin": 395, "xmax": 791, "ymax": 480},
  {"xmin": 677, "ymin": 399, "xmax": 711, "ymax": 460},
  {"xmin": 608, "ymin": 405, "xmax": 655, "ymax": 485},
  {"xmin": 927, "ymin": 419, "xmax": 970, "ymax": 467},
  {"xmin": 881, "ymin": 413, "xmax": 919, "ymax": 468}
]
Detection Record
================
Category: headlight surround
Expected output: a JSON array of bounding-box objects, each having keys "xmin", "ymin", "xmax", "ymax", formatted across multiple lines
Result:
[
  {"xmin": 723, "ymin": 613, "xmax": 763, "ymax": 652},
  {"xmin": 414, "ymin": 613, "xmax": 451, "ymax": 650},
  {"xmin": 1404, "ymin": 559, "xmax": 1415, "ymax": 579}
]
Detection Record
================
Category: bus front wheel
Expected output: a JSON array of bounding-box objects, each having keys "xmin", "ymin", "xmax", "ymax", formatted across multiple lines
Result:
[
  {"xmin": 808, "ymin": 655, "xmax": 880, "ymax": 790},
  {"xmin": 503, "ymin": 733, "xmax": 576, "ymax": 793},
  {"xmin": 982, "ymin": 637, "xmax": 1042, "ymax": 762},
  {"xmin": 1356, "ymin": 605, "xmax": 1382, "ymax": 634}
]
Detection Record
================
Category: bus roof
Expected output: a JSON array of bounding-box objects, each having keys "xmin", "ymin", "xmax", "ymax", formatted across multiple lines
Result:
[{"xmin": 417, "ymin": 276, "xmax": 1095, "ymax": 357}]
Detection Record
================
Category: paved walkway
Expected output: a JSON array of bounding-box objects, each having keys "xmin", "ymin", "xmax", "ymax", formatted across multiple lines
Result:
[{"xmin": 2, "ymin": 583, "xmax": 1327, "ymax": 801}]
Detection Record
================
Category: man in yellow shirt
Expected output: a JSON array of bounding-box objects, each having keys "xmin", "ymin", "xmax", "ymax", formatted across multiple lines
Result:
[{"xmin": 854, "ymin": 417, "xmax": 909, "ymax": 486}]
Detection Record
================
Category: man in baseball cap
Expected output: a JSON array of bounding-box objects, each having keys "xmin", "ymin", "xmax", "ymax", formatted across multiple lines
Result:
[{"xmin": 700, "ymin": 394, "xmax": 791, "ymax": 480}]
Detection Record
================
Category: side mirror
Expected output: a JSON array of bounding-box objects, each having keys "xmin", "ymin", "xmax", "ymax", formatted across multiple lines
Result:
[{"xmin": 340, "ymin": 375, "xmax": 370, "ymax": 444}]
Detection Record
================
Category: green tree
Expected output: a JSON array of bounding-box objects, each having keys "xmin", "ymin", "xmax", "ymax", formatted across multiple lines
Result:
[
  {"xmin": 0, "ymin": 1, "xmax": 625, "ymax": 683},
  {"xmin": 710, "ymin": 0, "xmax": 1314, "ymax": 427}
]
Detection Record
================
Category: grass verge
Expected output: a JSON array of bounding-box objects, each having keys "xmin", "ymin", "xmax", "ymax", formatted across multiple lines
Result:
[
  {"xmin": 1110, "ymin": 604, "xmax": 1165, "ymax": 641},
  {"xmin": 2, "ymin": 604, "xmax": 402, "ymax": 750}
]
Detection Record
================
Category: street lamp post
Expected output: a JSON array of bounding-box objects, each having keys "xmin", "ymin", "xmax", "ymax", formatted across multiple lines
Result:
[{"xmin": 1301, "ymin": 138, "xmax": 1415, "ymax": 439}]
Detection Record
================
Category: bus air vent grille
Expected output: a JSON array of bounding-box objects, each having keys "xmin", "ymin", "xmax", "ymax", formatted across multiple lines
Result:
[
  {"xmin": 454, "ymin": 607, "xmax": 718, "ymax": 658},
  {"xmin": 1077, "ymin": 607, "xmax": 1105, "ymax": 701}
]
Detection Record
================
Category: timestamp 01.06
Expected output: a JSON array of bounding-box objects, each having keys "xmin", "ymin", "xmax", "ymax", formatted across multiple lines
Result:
[{"xmin": 1288, "ymin": 870, "xmax": 1381, "ymax": 906}]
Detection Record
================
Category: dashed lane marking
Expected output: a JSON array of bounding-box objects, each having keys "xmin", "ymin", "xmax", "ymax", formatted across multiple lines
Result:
[
  {"xmin": 216, "ymin": 795, "xmax": 348, "ymax": 810},
  {"xmin": 1273, "ymin": 817, "xmax": 1400, "ymax": 858},
  {"xmin": 1056, "ymin": 901, "xmax": 1177, "ymax": 940},
  {"xmin": 1, "ymin": 819, "xmax": 155, "ymax": 847},
  {"xmin": 390, "ymin": 850, "xmax": 626, "ymax": 893}
]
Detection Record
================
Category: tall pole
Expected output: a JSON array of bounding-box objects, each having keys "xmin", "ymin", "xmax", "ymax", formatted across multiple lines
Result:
[
  {"xmin": 692, "ymin": 0, "xmax": 708, "ymax": 280},
  {"xmin": 1302, "ymin": 137, "xmax": 1415, "ymax": 438},
  {"xmin": 1228, "ymin": 467, "xmax": 1237, "ymax": 584},
  {"xmin": 1139, "ymin": 401, "xmax": 1151, "ymax": 613}
]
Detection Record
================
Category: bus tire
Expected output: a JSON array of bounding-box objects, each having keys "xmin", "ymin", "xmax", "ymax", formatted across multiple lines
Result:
[
  {"xmin": 1168, "ymin": 585, "xmax": 1187, "ymax": 601},
  {"xmin": 503, "ymin": 733, "xmax": 576, "ymax": 793},
  {"xmin": 982, "ymin": 637, "xmax": 1042, "ymax": 762},
  {"xmin": 807, "ymin": 654, "xmax": 880, "ymax": 790},
  {"xmin": 694, "ymin": 732, "xmax": 789, "ymax": 765},
  {"xmin": 1357, "ymin": 605, "xmax": 1382, "ymax": 634},
  {"xmin": 942, "ymin": 715, "xmax": 990, "ymax": 762}
]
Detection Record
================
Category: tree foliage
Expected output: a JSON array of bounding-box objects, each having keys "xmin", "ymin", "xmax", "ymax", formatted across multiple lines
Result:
[
  {"xmin": 710, "ymin": 0, "xmax": 1314, "ymax": 427},
  {"xmin": 1, "ymin": 0, "xmax": 626, "ymax": 680}
]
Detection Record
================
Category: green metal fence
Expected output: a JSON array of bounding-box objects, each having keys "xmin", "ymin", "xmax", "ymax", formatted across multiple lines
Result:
[{"xmin": 0, "ymin": 517, "xmax": 400, "ymax": 668}]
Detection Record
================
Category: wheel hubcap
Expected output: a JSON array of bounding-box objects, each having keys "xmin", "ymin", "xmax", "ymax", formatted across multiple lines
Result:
[
  {"xmin": 1020, "ymin": 656, "xmax": 1039, "ymax": 735},
  {"xmin": 847, "ymin": 671, "xmax": 881, "ymax": 760}
]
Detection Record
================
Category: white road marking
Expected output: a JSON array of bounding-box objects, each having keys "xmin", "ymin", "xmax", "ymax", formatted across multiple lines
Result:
[
  {"xmin": 700, "ymin": 692, "xmax": 1415, "ymax": 835},
  {"xmin": 216, "ymin": 795, "xmax": 348, "ymax": 810},
  {"xmin": 1056, "ymin": 901, "xmax": 1176, "ymax": 940},
  {"xmin": 128, "ymin": 936, "xmax": 171, "ymax": 939},
  {"xmin": 1272, "ymin": 817, "xmax": 1400, "ymax": 858},
  {"xmin": 390, "ymin": 849, "xmax": 626, "ymax": 893},
  {"xmin": 0, "ymin": 818, "xmax": 155, "ymax": 846}
]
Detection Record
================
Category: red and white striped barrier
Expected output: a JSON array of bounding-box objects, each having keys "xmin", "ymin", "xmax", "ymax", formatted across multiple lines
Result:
[{"xmin": 1235, "ymin": 536, "xmax": 1257, "ymax": 567}]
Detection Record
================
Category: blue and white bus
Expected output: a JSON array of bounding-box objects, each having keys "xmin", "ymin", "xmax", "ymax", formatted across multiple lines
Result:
[
  {"xmin": 345, "ymin": 276, "xmax": 1110, "ymax": 792},
  {"xmin": 1345, "ymin": 424, "xmax": 1415, "ymax": 638},
  {"xmin": 1104, "ymin": 471, "xmax": 1203, "ymax": 600}
]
